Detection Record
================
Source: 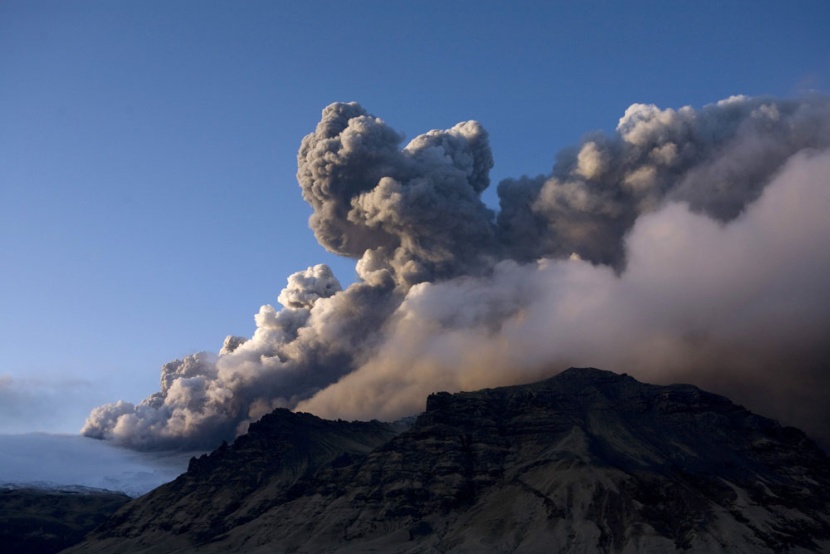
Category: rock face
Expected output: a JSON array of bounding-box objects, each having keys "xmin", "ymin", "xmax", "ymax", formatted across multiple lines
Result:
[{"xmin": 66, "ymin": 368, "xmax": 830, "ymax": 553}]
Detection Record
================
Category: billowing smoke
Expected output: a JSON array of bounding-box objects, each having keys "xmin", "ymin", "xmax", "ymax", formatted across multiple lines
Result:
[
  {"xmin": 498, "ymin": 96, "xmax": 830, "ymax": 268},
  {"xmin": 297, "ymin": 102, "xmax": 497, "ymax": 287},
  {"xmin": 83, "ymin": 95, "xmax": 830, "ymax": 450}
]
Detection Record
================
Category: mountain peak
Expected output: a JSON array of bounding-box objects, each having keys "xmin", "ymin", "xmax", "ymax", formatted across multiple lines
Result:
[{"xmin": 68, "ymin": 368, "xmax": 830, "ymax": 553}]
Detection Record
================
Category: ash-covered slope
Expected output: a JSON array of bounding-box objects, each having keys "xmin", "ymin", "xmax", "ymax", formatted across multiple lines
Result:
[{"xmin": 67, "ymin": 368, "xmax": 830, "ymax": 553}]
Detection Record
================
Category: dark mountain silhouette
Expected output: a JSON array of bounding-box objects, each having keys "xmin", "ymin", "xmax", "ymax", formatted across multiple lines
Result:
[
  {"xmin": 0, "ymin": 485, "xmax": 129, "ymax": 554},
  {"xmin": 65, "ymin": 368, "xmax": 830, "ymax": 553}
]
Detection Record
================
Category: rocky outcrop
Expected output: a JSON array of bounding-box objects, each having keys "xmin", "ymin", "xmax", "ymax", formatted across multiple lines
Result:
[{"xmin": 66, "ymin": 368, "xmax": 830, "ymax": 553}]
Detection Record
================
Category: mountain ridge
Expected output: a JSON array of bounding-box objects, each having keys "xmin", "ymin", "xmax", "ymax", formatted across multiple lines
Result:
[{"xmin": 65, "ymin": 367, "xmax": 830, "ymax": 553}]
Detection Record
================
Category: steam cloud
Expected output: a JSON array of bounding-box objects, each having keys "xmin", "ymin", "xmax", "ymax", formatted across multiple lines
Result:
[{"xmin": 83, "ymin": 95, "xmax": 830, "ymax": 450}]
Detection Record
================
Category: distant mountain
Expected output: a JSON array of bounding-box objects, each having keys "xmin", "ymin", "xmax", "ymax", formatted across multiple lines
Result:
[
  {"xmin": 65, "ymin": 368, "xmax": 830, "ymax": 553},
  {"xmin": 0, "ymin": 485, "xmax": 129, "ymax": 554}
]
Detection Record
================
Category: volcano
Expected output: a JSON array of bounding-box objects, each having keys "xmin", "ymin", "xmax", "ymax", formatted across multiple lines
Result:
[{"xmin": 66, "ymin": 368, "xmax": 830, "ymax": 553}]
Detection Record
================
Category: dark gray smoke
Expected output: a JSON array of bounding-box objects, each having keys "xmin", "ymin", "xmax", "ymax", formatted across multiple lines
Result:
[
  {"xmin": 83, "ymin": 95, "xmax": 830, "ymax": 450},
  {"xmin": 297, "ymin": 102, "xmax": 498, "ymax": 287},
  {"xmin": 498, "ymin": 96, "xmax": 830, "ymax": 268}
]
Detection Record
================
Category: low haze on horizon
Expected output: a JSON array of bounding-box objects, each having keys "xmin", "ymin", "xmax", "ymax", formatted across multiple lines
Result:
[{"xmin": 2, "ymin": 0, "xmax": 829, "ymax": 459}]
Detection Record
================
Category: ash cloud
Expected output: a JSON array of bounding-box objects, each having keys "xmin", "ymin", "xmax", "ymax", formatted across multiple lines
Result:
[
  {"xmin": 498, "ymin": 95, "xmax": 830, "ymax": 268},
  {"xmin": 297, "ymin": 102, "xmax": 498, "ymax": 287},
  {"xmin": 299, "ymin": 149, "xmax": 830, "ymax": 446},
  {"xmin": 84, "ymin": 95, "xmax": 830, "ymax": 450}
]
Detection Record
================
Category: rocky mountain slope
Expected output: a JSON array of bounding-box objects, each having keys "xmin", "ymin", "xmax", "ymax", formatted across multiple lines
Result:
[
  {"xmin": 0, "ymin": 485, "xmax": 129, "ymax": 554},
  {"xmin": 65, "ymin": 368, "xmax": 830, "ymax": 553}
]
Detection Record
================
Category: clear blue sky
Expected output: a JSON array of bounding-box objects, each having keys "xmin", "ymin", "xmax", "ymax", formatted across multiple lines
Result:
[{"xmin": 2, "ymin": 1, "xmax": 828, "ymax": 433}]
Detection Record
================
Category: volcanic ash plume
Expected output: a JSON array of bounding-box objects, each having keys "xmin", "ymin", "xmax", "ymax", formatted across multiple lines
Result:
[{"xmin": 83, "ymin": 95, "xmax": 830, "ymax": 450}]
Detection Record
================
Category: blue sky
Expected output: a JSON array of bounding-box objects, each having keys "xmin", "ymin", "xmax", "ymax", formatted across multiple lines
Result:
[{"xmin": 1, "ymin": 1, "xmax": 829, "ymax": 434}]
